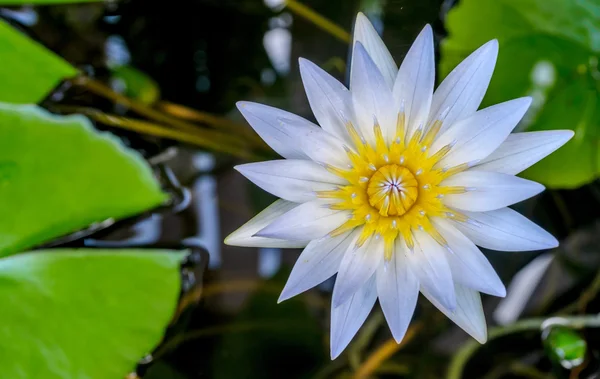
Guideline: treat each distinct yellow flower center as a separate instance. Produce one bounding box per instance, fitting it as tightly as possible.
[318,111,473,260]
[367,165,418,216]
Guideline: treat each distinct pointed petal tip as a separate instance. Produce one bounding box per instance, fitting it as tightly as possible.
[555,129,576,143]
[527,180,546,196]
[478,39,499,57]
[547,129,576,148]
[473,332,488,344]
[355,11,369,23]
[223,234,234,246]
[277,291,290,304]
[390,330,407,344]
[518,96,533,108]
[330,344,343,360]
[223,232,242,247]
[298,56,311,68]
[278,281,302,304]
[497,285,507,298]
[487,39,499,49]
[329,330,351,359]
[422,23,433,35]
[485,282,507,298]
[236,100,249,110]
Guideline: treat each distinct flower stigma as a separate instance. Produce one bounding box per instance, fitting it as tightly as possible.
[318,109,471,260]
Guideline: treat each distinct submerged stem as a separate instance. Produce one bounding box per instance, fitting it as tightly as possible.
[52,105,257,160]
[353,322,422,379]
[157,100,266,146]
[73,76,268,151]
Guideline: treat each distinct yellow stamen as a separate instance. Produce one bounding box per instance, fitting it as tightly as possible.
[395,111,406,146]
[322,115,465,261]
[421,119,443,148]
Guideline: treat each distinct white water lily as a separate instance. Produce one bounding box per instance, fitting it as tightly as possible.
[225,13,574,359]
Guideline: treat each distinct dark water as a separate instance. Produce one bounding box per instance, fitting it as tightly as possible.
[4,0,600,378]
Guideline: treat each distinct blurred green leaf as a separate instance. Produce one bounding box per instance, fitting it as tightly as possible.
[111,65,161,105]
[0,19,78,103]
[441,0,600,188]
[441,0,600,69]
[0,103,168,257]
[543,325,587,369]
[0,248,185,379]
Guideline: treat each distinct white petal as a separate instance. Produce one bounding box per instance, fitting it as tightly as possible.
[330,274,377,359]
[429,40,498,135]
[279,231,355,302]
[422,283,487,343]
[376,243,419,342]
[224,199,308,248]
[235,159,345,203]
[299,58,355,144]
[441,171,544,211]
[278,116,350,168]
[352,12,397,89]
[432,97,532,167]
[351,42,397,143]
[432,218,505,297]
[454,207,558,251]
[393,24,435,138]
[408,230,456,311]
[332,232,384,308]
[474,130,575,175]
[255,200,349,241]
[236,101,313,159]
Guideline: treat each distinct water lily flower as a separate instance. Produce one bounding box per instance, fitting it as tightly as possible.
[225,13,573,359]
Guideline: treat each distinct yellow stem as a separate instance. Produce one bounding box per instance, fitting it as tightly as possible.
[157,100,268,147]
[285,0,351,43]
[53,105,257,160]
[353,323,422,379]
[73,76,264,151]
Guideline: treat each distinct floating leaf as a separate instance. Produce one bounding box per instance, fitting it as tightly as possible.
[522,79,600,188]
[543,325,587,369]
[0,103,168,257]
[111,65,161,105]
[0,19,78,103]
[0,248,186,379]
[441,0,600,188]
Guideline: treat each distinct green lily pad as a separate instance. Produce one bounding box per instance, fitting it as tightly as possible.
[0,248,186,379]
[441,0,600,188]
[0,103,168,257]
[522,79,600,188]
[0,19,78,104]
